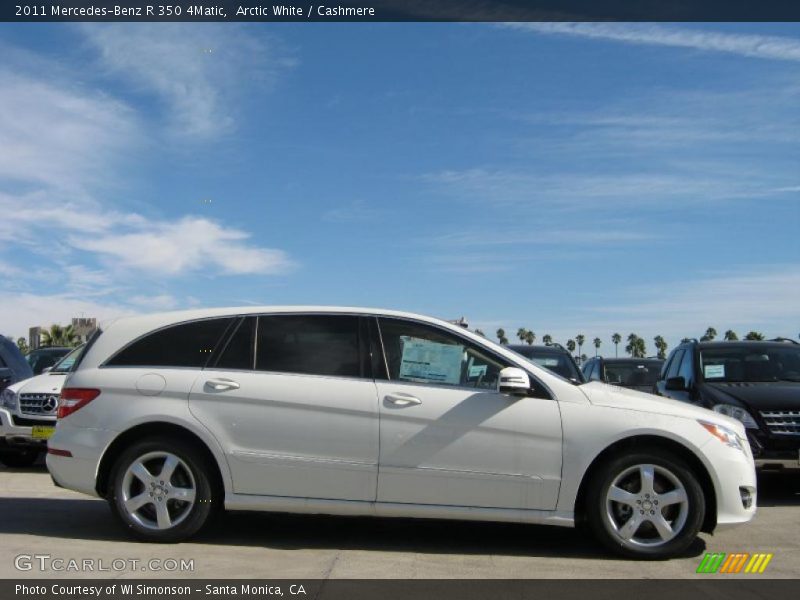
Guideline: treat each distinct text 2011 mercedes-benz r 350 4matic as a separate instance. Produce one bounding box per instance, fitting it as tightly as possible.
[47,307,756,558]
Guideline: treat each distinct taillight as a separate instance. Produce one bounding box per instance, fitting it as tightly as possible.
[58,388,101,419]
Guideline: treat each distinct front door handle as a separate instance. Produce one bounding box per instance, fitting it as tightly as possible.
[205,378,240,392]
[385,393,422,407]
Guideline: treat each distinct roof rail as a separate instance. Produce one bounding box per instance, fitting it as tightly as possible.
[769,337,799,344]
[680,338,699,344]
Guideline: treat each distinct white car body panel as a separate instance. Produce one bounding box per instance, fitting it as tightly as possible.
[47,306,756,534]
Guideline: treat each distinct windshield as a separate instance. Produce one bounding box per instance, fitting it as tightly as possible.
[50,345,86,374]
[605,362,662,387]
[511,347,583,382]
[700,345,800,383]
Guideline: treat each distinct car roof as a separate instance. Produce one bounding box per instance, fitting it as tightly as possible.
[692,341,798,349]
[601,357,663,363]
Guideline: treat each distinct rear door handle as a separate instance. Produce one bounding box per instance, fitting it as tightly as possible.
[205,378,240,392]
[385,393,422,407]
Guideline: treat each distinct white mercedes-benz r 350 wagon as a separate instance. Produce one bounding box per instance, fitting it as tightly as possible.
[47,307,756,558]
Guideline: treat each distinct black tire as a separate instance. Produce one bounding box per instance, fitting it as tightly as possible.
[0,449,40,468]
[107,437,218,542]
[585,450,705,559]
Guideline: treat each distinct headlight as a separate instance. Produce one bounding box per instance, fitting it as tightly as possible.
[0,388,17,410]
[712,403,759,429]
[699,420,747,453]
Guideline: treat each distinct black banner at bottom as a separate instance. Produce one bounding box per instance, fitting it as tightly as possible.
[3,580,796,600]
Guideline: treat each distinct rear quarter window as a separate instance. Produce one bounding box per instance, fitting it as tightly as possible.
[106,318,234,368]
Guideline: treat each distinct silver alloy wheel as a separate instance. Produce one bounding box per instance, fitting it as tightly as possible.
[605,463,689,548]
[120,451,197,530]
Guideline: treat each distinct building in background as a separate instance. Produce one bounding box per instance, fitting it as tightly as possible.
[28,317,97,349]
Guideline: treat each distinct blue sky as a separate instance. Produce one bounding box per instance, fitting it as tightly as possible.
[1,22,799,354]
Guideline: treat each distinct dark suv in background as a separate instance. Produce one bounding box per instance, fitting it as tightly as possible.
[508,344,585,383]
[655,338,800,469]
[582,357,664,393]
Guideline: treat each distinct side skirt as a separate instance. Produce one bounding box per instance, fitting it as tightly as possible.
[225,493,575,527]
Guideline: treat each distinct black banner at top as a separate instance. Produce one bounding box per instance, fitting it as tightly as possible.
[5,0,800,22]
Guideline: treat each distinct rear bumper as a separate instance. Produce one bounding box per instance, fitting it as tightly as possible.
[45,423,116,498]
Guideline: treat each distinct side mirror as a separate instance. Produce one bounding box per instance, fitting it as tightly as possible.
[665,376,687,391]
[498,367,530,395]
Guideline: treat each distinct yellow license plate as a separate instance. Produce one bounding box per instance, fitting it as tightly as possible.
[31,426,55,440]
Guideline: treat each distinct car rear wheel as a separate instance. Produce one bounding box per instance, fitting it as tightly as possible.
[0,449,40,468]
[586,451,705,559]
[108,437,217,542]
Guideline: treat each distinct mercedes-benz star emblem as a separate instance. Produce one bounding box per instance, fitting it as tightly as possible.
[43,396,59,413]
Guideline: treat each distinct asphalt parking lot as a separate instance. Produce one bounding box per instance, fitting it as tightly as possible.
[1,463,798,579]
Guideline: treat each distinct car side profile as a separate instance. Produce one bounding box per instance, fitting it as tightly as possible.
[47,307,756,558]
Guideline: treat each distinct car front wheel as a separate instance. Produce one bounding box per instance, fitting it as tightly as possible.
[586,451,705,559]
[108,437,217,542]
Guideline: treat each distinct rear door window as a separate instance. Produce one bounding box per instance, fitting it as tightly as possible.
[214,317,256,370]
[107,318,234,368]
[255,314,364,378]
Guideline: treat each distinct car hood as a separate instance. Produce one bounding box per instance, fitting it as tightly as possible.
[704,381,800,411]
[582,381,741,430]
[7,371,68,395]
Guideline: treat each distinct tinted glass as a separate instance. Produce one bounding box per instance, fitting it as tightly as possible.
[256,315,362,378]
[108,318,234,368]
[512,346,582,381]
[666,350,684,379]
[604,361,663,386]
[699,345,800,383]
[379,318,504,390]
[677,351,694,383]
[215,317,255,370]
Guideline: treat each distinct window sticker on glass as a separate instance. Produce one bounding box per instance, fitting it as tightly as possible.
[533,358,559,367]
[398,336,463,385]
[468,364,488,378]
[704,364,725,379]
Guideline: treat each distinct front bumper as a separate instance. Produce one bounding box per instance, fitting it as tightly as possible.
[747,429,800,469]
[700,438,758,529]
[0,407,54,449]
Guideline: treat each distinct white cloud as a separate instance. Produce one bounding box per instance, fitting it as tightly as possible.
[70,216,294,276]
[80,24,295,137]
[505,23,800,63]
[0,70,138,192]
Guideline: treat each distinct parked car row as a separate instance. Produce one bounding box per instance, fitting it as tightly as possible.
[42,306,756,560]
[0,342,84,467]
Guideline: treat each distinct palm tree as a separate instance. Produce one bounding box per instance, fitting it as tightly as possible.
[517,328,528,342]
[593,337,601,357]
[700,327,717,342]
[524,330,536,345]
[542,334,553,345]
[611,333,621,358]
[39,324,79,347]
[16,337,29,354]
[575,334,585,360]
[496,328,509,345]
[625,333,646,358]
[474,329,485,338]
[653,335,668,359]
[724,330,738,341]
[744,331,765,341]
[566,339,576,357]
